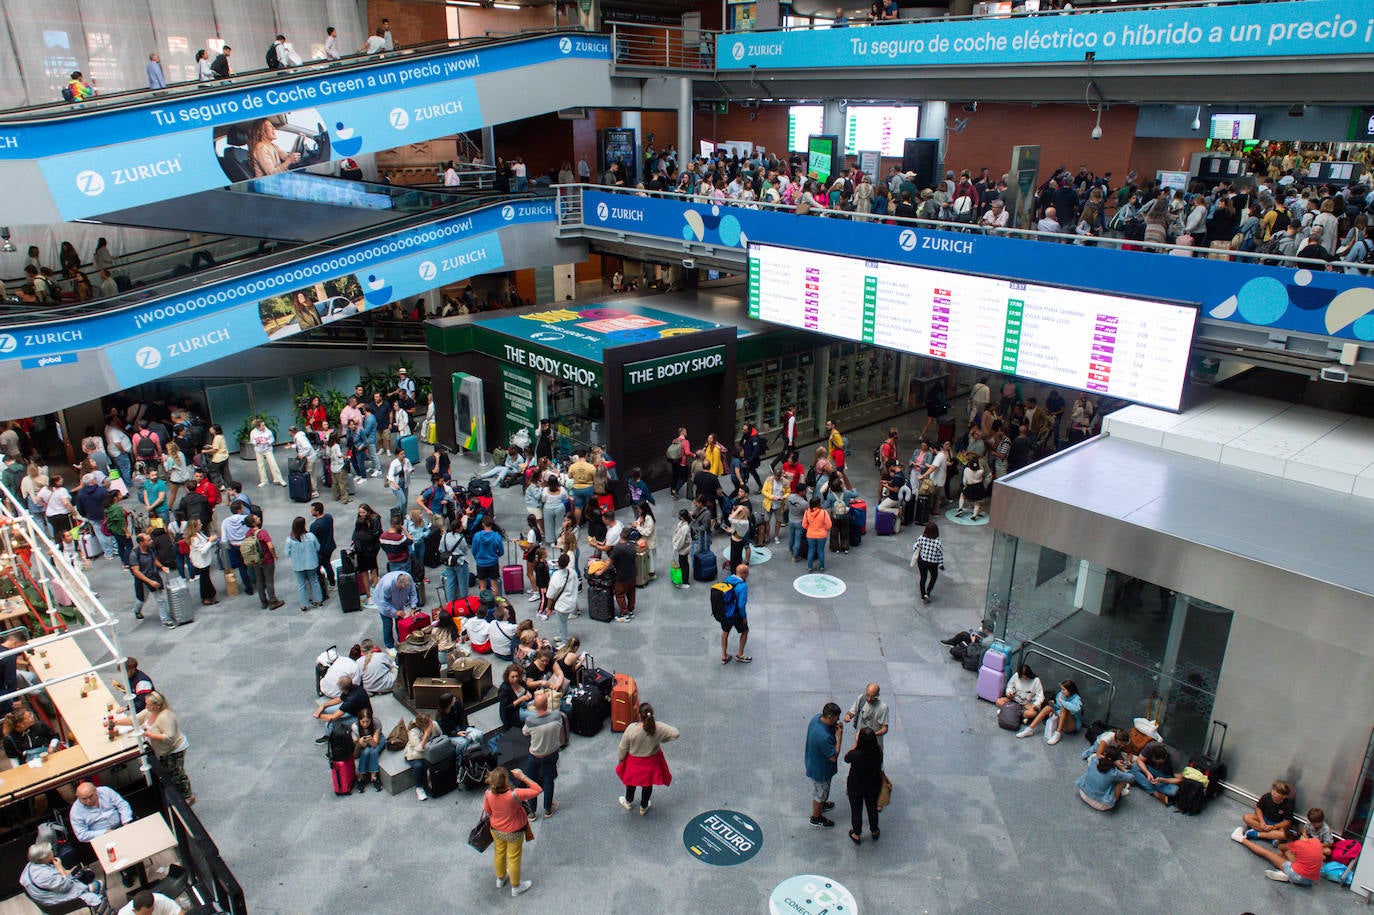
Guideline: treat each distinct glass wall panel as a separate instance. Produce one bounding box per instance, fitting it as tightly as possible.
[148,0,218,84]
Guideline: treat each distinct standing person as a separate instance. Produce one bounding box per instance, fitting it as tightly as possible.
[616,702,680,814]
[521,693,563,819]
[359,28,387,54]
[184,519,219,606]
[912,522,944,603]
[145,52,166,89]
[634,503,657,578]
[546,553,577,646]
[203,424,234,491]
[250,419,286,488]
[352,504,383,603]
[324,26,340,60]
[802,497,832,573]
[782,404,798,453]
[718,563,750,664]
[670,509,692,590]
[288,426,320,498]
[195,49,212,81]
[844,726,884,844]
[210,46,231,79]
[437,517,472,603]
[138,691,194,805]
[608,537,638,623]
[372,570,417,654]
[806,702,843,828]
[956,457,987,521]
[127,532,174,629]
[826,420,846,471]
[668,427,691,499]
[245,515,284,610]
[386,446,411,516]
[483,767,540,897]
[540,476,566,543]
[761,466,787,544]
[284,517,323,613]
[471,518,504,594]
[785,483,809,562]
[309,502,337,595]
[381,18,394,50]
[843,684,890,746]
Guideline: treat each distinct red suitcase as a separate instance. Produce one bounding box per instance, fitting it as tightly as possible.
[396,611,432,643]
[610,672,638,733]
[595,493,616,515]
[331,758,355,795]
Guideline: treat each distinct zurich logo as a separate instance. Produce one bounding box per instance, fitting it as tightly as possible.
[76,169,105,196]
[418,261,437,282]
[134,346,161,369]
[898,229,917,251]
[558,37,572,54]
[731,42,745,61]
[530,330,565,343]
[0,334,15,354]
[501,205,515,221]
[595,202,609,221]
[389,108,409,130]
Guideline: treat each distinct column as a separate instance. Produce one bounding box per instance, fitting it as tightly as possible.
[481,127,495,167]
[621,111,642,185]
[676,77,692,163]
[822,100,846,164]
[919,100,948,177]
[1155,592,1190,706]
[1073,560,1109,616]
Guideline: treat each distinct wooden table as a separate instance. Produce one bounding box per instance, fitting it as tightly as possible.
[0,745,90,797]
[0,594,31,629]
[89,813,177,875]
[30,635,138,759]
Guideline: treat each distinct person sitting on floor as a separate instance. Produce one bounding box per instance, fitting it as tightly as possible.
[356,639,397,694]
[1017,679,1081,745]
[1232,821,1323,886]
[1075,745,1133,811]
[997,664,1044,727]
[1082,727,1132,762]
[1130,741,1183,804]
[1301,806,1333,849]
[1240,779,1296,842]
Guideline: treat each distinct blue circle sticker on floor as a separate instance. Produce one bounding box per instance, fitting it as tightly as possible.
[768,876,858,915]
[944,506,989,526]
[722,545,772,566]
[682,809,763,866]
[793,573,847,599]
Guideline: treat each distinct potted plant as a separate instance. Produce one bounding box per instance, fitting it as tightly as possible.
[235,413,279,461]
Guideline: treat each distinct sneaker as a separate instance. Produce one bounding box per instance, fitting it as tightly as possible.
[545,802,559,818]
[1121,785,1131,796]
[1244,829,1259,841]
[822,801,835,811]
[299,607,309,613]
[809,816,835,828]
[1046,732,1062,746]
[496,877,508,889]
[955,508,967,516]
[162,621,176,630]
[258,482,268,488]
[618,797,633,811]
[373,778,382,792]
[353,476,364,485]
[415,787,428,801]
[385,648,397,658]
[735,654,753,663]
[134,610,144,620]
[511,880,533,897]
[527,592,541,602]
[638,802,651,815]
[1264,869,1290,883]
[269,600,285,610]
[314,735,329,744]
[1230,827,1246,844]
[1015,726,1034,739]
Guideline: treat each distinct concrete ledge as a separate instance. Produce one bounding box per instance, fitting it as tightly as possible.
[373,691,505,796]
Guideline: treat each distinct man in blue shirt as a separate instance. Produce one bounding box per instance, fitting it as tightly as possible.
[360,411,380,478]
[470,517,505,594]
[805,702,842,828]
[70,781,133,841]
[719,564,751,664]
[372,570,417,653]
[145,52,166,89]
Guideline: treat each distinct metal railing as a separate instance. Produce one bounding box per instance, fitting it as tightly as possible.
[609,22,715,71]
[554,182,1367,275]
[1021,640,1118,719]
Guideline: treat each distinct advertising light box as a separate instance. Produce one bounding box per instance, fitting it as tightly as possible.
[747,242,1197,411]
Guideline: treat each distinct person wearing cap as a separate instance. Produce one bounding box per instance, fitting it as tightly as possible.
[390,369,416,409]
[899,171,917,201]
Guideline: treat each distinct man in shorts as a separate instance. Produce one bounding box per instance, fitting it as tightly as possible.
[719,563,750,663]
[805,701,842,828]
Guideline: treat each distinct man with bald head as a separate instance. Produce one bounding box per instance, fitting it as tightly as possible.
[844,683,890,746]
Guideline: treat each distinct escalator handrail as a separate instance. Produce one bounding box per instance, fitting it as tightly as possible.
[0,192,531,329]
[0,26,593,123]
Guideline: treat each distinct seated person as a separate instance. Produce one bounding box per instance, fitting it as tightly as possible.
[118,889,187,915]
[480,446,526,485]
[1241,780,1295,842]
[436,692,471,748]
[1082,727,1132,762]
[3,705,60,765]
[997,664,1044,725]
[351,708,384,793]
[489,606,519,661]
[1302,807,1333,849]
[356,639,396,694]
[404,712,441,801]
[1130,741,1183,803]
[524,646,568,696]
[112,657,156,713]
[497,663,535,729]
[312,674,371,742]
[939,622,991,649]
[554,638,584,683]
[70,781,133,841]
[465,614,492,653]
[430,608,463,666]
[1017,679,1081,745]
[21,841,108,911]
[1075,746,1132,811]
[1232,821,1322,886]
[514,629,539,668]
[317,645,361,699]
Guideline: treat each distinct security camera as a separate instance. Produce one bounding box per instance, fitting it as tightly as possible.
[682,257,695,270]
[1091,125,1102,140]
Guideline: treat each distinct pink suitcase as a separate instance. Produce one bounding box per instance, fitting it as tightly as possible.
[501,565,524,595]
[331,758,355,795]
[976,645,1009,704]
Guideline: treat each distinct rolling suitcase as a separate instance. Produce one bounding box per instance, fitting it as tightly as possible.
[901,496,917,528]
[635,550,652,587]
[976,642,1010,703]
[396,611,432,644]
[340,549,357,574]
[848,498,868,533]
[610,673,638,733]
[569,686,608,736]
[337,571,362,612]
[1190,720,1229,798]
[166,576,194,625]
[501,541,524,595]
[875,510,898,536]
[288,471,311,503]
[424,756,457,798]
[588,584,615,623]
[849,520,863,548]
[410,554,426,607]
[331,758,356,796]
[914,494,931,525]
[81,524,104,559]
[937,421,955,444]
[692,547,717,582]
[399,434,420,465]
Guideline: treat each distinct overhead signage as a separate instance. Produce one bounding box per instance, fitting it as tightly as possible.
[623,345,727,392]
[682,809,763,866]
[475,303,721,364]
[581,189,1374,343]
[718,0,1374,69]
[749,241,1197,411]
[473,331,604,392]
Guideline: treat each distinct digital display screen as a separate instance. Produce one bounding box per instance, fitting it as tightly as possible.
[1210,113,1257,140]
[788,105,824,152]
[845,106,920,158]
[747,243,1197,411]
[807,135,837,185]
[1157,170,1189,192]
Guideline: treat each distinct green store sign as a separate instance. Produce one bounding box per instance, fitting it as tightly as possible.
[474,329,603,392]
[623,345,727,392]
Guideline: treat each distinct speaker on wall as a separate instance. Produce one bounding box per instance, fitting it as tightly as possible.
[901,138,940,190]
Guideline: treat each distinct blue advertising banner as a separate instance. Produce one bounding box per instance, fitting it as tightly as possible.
[0,198,554,364]
[717,0,1374,69]
[0,34,610,159]
[582,189,1374,343]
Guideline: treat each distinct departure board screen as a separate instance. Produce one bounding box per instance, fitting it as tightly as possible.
[747,242,1197,411]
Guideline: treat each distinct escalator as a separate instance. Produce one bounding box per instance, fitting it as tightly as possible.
[0,194,582,417]
[0,30,620,224]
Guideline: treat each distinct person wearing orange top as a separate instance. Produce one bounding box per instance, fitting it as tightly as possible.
[802,497,833,572]
[483,767,541,897]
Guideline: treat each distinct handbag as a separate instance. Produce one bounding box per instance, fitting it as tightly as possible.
[876,773,893,810]
[386,720,408,751]
[468,811,493,852]
[997,702,1024,730]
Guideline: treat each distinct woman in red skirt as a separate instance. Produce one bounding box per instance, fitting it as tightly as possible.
[616,702,680,815]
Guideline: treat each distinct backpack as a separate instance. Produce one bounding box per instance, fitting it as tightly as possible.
[326,720,355,762]
[1172,778,1207,815]
[266,44,281,70]
[961,643,986,672]
[133,432,158,459]
[61,85,75,102]
[997,702,1023,730]
[239,533,263,566]
[709,580,736,623]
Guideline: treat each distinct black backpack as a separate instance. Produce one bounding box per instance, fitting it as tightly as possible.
[961,644,987,672]
[133,432,158,459]
[326,720,355,762]
[265,44,281,70]
[1172,779,1207,815]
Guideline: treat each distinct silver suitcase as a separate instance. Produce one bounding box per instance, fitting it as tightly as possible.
[167,576,195,625]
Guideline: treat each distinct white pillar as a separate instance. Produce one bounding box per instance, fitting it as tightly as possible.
[822,100,846,163]
[920,100,949,174]
[676,77,692,161]
[1073,560,1109,616]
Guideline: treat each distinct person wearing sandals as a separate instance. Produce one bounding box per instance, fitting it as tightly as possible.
[844,726,884,844]
[719,563,751,665]
[616,702,679,815]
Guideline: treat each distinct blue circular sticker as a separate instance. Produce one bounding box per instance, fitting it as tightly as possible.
[768,876,858,915]
[793,573,847,599]
[682,809,763,866]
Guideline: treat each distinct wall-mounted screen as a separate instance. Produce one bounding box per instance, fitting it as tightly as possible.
[747,242,1197,411]
[807,135,837,185]
[1209,113,1257,140]
[788,105,824,152]
[845,106,921,158]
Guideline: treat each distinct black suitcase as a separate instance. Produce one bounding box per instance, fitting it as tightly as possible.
[338,571,362,613]
[424,527,442,568]
[849,520,863,547]
[410,554,426,606]
[569,686,608,736]
[588,585,615,623]
[288,456,308,475]
[1189,720,1228,799]
[582,666,614,698]
[914,495,931,525]
[340,549,357,574]
[288,471,311,503]
[902,495,916,527]
[424,756,458,798]
[458,744,496,790]
[495,728,531,769]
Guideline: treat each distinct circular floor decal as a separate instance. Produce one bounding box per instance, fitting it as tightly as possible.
[721,545,772,566]
[944,506,989,526]
[682,809,763,866]
[769,876,858,915]
[793,573,847,599]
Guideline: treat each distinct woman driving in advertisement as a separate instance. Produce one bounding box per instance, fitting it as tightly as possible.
[249,117,299,177]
